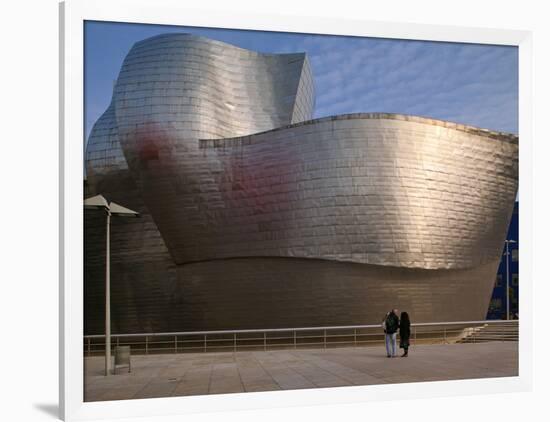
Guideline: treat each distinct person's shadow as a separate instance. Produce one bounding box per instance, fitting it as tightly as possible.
[33,403,58,419]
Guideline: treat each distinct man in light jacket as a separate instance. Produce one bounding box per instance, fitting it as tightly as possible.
[382,309,400,357]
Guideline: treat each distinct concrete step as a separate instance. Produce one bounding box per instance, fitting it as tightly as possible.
[457,322,518,343]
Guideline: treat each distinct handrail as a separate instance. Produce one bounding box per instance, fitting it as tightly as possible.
[84,319,518,339]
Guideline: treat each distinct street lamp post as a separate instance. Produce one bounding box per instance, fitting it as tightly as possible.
[503,239,517,320]
[84,195,139,376]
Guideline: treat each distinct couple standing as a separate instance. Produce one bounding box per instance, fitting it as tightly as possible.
[382,309,411,357]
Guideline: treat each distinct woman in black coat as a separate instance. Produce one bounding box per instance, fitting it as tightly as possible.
[399,312,411,357]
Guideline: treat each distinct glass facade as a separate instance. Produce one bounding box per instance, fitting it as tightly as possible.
[487,202,519,319]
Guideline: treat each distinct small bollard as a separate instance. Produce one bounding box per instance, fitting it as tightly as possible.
[114,345,131,374]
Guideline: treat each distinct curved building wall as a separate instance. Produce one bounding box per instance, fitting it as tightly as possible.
[84,33,518,334]
[85,101,178,334]
[114,33,314,139]
[174,258,500,330]
[120,112,518,270]
[110,33,315,262]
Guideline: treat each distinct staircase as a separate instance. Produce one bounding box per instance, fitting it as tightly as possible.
[458,321,518,343]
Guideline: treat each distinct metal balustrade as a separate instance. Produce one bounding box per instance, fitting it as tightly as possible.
[84,320,518,357]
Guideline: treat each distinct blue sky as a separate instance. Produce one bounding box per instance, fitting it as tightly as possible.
[85,20,518,142]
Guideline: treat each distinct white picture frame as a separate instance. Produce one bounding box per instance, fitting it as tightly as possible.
[60,0,533,420]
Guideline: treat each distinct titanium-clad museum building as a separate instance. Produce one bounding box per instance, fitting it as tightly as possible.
[84,34,518,335]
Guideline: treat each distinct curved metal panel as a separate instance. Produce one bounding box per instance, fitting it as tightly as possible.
[85,101,127,181]
[173,257,500,330]
[121,112,518,270]
[109,34,315,262]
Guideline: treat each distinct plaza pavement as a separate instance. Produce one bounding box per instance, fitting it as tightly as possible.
[84,341,518,402]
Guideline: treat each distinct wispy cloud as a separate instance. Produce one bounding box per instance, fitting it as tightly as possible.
[292,36,518,133]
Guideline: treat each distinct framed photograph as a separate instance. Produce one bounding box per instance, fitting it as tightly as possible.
[60,0,532,420]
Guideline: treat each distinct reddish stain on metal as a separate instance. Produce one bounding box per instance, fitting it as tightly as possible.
[227,143,301,218]
[133,123,172,166]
